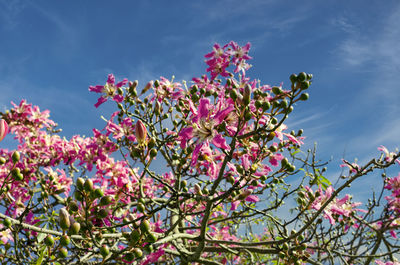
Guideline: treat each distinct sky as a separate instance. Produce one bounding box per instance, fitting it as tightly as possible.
[0,0,399,199]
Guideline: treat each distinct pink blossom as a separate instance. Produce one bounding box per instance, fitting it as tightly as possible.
[89,74,128,108]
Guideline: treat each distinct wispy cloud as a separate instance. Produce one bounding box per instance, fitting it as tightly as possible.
[0,0,29,30]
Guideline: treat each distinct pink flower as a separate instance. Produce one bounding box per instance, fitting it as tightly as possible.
[0,119,8,142]
[89,74,128,108]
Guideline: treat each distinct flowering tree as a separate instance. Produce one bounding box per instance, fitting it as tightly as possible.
[0,41,399,265]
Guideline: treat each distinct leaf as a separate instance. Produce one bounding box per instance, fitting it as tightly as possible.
[35,246,47,265]
[36,224,48,243]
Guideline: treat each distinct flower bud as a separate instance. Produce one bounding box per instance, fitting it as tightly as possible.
[58,247,68,259]
[11,168,23,181]
[76,177,85,191]
[69,222,81,235]
[44,235,55,247]
[135,120,147,146]
[59,208,71,230]
[60,235,71,246]
[99,195,113,206]
[100,245,110,258]
[271,86,282,95]
[84,179,94,192]
[297,72,307,82]
[133,248,143,258]
[0,119,8,142]
[299,93,309,101]
[289,73,297,84]
[0,157,6,165]
[11,151,20,164]
[140,219,151,233]
[243,84,251,106]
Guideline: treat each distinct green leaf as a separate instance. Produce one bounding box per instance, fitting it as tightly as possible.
[37,224,48,243]
[35,246,47,265]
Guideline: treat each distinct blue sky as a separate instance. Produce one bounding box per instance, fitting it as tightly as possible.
[1,0,399,196]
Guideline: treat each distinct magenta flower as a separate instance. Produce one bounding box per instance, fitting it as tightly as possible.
[0,119,8,142]
[89,74,128,108]
[178,98,233,166]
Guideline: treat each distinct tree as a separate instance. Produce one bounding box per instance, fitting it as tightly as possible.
[0,41,399,265]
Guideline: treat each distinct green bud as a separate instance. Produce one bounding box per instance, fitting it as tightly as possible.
[11,151,20,164]
[133,248,143,258]
[230,89,238,101]
[148,138,156,149]
[70,222,81,235]
[100,245,110,258]
[154,79,160,88]
[44,235,55,247]
[307,73,313,80]
[279,251,286,259]
[281,158,289,167]
[76,177,85,191]
[289,73,297,84]
[137,203,145,213]
[270,117,278,125]
[149,148,158,158]
[280,99,288,109]
[297,72,307,82]
[282,242,289,251]
[255,100,262,109]
[60,235,71,246]
[262,101,271,111]
[145,232,158,243]
[58,247,68,259]
[271,86,282,95]
[299,93,309,101]
[140,220,151,233]
[99,195,113,206]
[0,157,6,165]
[11,168,23,181]
[84,179,94,192]
[130,230,141,244]
[3,218,12,228]
[300,81,310,90]
[190,85,198,94]
[93,188,104,199]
